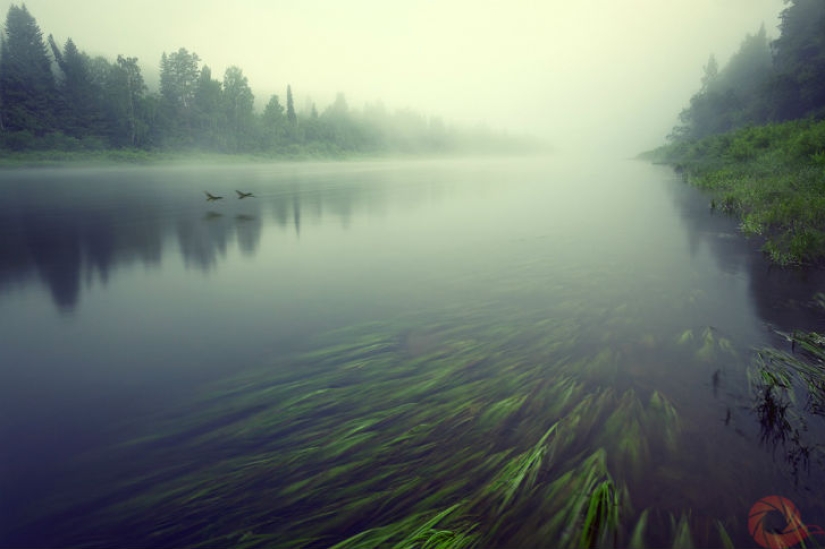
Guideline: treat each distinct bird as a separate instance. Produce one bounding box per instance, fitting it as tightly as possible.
[236,190,255,199]
[205,191,224,202]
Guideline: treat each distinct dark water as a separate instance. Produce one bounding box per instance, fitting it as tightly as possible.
[1,156,823,547]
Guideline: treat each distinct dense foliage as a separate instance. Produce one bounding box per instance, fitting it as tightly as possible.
[645,119,825,265]
[651,0,825,266]
[671,0,825,141]
[0,4,536,157]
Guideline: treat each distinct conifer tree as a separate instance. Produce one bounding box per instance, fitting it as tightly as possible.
[286,84,297,126]
[0,4,57,134]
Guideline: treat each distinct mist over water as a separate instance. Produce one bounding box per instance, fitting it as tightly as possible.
[2,0,825,544]
[0,0,787,155]
[1,157,823,547]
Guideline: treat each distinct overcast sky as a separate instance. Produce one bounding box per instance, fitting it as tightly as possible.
[1,0,786,155]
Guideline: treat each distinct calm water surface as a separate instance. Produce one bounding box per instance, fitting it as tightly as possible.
[1,156,823,547]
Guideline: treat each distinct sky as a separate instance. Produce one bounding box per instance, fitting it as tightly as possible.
[1,0,787,155]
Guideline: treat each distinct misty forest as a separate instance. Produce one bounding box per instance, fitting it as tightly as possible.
[651,0,825,265]
[0,5,530,158]
[2,2,825,549]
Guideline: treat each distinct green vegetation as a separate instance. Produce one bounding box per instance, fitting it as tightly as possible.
[643,119,825,265]
[669,0,825,141]
[645,0,825,266]
[0,5,540,160]
[0,148,269,167]
[637,1,825,526]
[747,317,825,481]
[22,304,774,549]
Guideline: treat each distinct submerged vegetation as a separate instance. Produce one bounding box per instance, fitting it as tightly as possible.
[13,297,824,549]
[749,321,825,482]
[639,1,825,507]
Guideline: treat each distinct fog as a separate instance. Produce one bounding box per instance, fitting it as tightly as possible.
[0,0,785,155]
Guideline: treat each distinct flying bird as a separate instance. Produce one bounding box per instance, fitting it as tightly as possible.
[236,190,256,199]
[205,192,224,202]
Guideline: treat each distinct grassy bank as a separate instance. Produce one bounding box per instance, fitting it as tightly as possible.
[0,148,172,167]
[641,119,825,266]
[0,146,546,169]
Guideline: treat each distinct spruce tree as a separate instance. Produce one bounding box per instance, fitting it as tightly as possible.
[286,84,297,126]
[49,36,104,138]
[0,4,57,134]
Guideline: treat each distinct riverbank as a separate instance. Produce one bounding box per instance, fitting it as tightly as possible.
[641,119,825,266]
[643,122,825,450]
[0,147,386,168]
[0,146,550,170]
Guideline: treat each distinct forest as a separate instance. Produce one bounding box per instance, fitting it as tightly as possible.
[648,0,825,265]
[0,4,536,158]
[669,0,825,141]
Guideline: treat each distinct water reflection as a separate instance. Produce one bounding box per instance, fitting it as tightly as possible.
[2,158,825,548]
[665,173,825,498]
[2,160,822,332]
[667,175,825,335]
[0,191,163,312]
[0,162,453,312]
[236,214,262,255]
[293,195,301,237]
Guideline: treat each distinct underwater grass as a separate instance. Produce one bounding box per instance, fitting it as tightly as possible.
[747,327,825,482]
[327,504,480,549]
[17,310,813,549]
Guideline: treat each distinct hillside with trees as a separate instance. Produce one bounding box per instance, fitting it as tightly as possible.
[669,0,825,141]
[647,0,825,266]
[0,4,538,159]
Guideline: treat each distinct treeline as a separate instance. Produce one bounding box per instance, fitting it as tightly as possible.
[670,0,825,142]
[646,0,825,265]
[0,4,537,157]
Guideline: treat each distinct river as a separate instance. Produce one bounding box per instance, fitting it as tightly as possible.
[1,156,823,548]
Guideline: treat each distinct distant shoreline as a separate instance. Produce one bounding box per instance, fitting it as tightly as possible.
[0,147,552,169]
[0,148,386,168]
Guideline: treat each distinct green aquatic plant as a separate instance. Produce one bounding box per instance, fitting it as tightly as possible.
[683,326,738,364]
[513,448,625,548]
[647,390,682,455]
[578,479,623,549]
[676,329,694,346]
[627,509,740,549]
[328,504,480,549]
[716,521,736,549]
[670,513,694,549]
[628,509,650,549]
[491,422,558,512]
[598,389,650,481]
[695,327,716,362]
[20,311,783,549]
[545,389,617,464]
[747,333,825,484]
